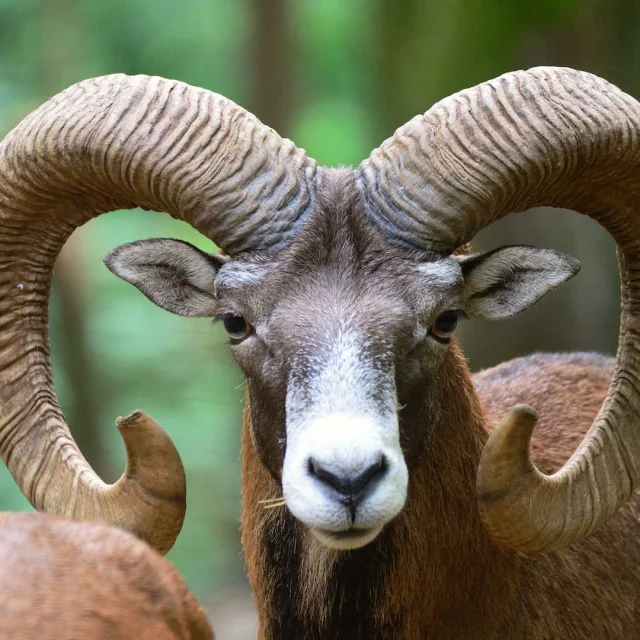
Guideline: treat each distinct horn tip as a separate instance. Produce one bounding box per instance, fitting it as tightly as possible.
[116,410,145,428]
[510,404,538,423]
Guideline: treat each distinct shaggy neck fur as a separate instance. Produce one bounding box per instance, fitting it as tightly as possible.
[241,346,505,639]
[240,350,640,639]
[236,170,640,639]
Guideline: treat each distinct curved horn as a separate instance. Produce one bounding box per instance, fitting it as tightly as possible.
[358,67,640,553]
[0,74,316,553]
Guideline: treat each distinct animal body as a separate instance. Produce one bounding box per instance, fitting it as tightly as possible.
[0,67,639,638]
[0,412,212,639]
[0,512,213,640]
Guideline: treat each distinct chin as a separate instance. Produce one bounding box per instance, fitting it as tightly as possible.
[309,525,383,550]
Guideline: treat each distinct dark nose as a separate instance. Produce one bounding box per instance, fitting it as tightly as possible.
[308,455,388,521]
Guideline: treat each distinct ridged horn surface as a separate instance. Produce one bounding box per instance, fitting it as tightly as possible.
[0,74,316,553]
[359,67,640,552]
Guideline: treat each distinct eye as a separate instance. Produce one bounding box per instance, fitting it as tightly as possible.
[221,314,252,343]
[429,310,461,343]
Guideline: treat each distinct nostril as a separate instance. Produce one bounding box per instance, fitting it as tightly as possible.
[351,455,388,496]
[307,454,389,500]
[308,458,350,495]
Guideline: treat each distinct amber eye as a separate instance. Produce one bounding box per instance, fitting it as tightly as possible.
[222,314,252,342]
[430,310,461,343]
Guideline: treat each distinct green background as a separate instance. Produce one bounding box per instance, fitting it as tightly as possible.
[0,0,633,632]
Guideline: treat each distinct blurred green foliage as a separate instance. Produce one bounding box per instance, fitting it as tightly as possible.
[0,0,634,607]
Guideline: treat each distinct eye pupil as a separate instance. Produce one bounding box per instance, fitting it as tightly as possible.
[435,312,458,333]
[430,310,460,342]
[222,314,251,341]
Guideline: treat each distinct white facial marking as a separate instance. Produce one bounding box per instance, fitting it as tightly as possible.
[214,262,266,292]
[418,259,463,288]
[282,323,408,550]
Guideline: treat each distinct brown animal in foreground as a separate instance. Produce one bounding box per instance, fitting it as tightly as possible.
[1,67,640,638]
[0,512,213,639]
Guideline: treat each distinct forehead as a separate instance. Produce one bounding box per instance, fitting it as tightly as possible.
[220,169,462,322]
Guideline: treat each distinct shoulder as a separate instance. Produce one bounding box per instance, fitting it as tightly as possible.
[473,352,613,389]
[0,512,213,640]
[473,352,613,472]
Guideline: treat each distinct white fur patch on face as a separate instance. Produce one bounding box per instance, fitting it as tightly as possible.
[214,262,267,292]
[418,259,463,288]
[282,326,408,550]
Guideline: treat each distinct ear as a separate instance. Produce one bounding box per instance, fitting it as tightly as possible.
[104,239,228,317]
[456,245,580,321]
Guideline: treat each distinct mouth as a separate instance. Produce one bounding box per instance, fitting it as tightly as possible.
[310,525,382,550]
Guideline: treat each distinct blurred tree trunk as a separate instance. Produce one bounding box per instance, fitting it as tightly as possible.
[248,0,293,135]
[37,0,111,478]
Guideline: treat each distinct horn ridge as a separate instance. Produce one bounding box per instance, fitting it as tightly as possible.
[358,66,640,552]
[0,73,316,553]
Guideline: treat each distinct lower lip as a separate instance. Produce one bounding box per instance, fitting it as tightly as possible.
[312,526,380,549]
[322,528,372,540]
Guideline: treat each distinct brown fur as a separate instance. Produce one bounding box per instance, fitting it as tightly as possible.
[0,512,213,640]
[242,350,639,639]
[232,173,639,639]
[112,169,639,638]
